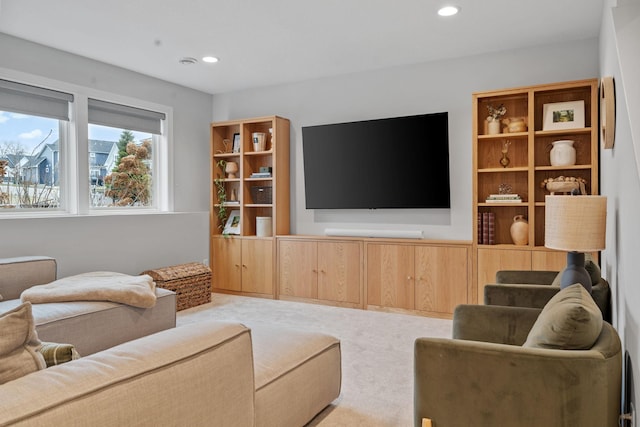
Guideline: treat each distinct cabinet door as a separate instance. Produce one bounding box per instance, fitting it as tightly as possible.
[477,248,531,302]
[278,240,318,299]
[211,237,242,291]
[415,246,468,314]
[531,250,567,271]
[241,239,273,295]
[317,241,361,304]
[366,244,414,309]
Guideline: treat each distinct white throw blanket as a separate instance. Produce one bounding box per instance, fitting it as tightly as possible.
[21,272,157,308]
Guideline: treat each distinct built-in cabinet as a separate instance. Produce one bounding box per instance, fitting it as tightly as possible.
[366,242,470,318]
[277,236,471,318]
[278,237,363,308]
[472,79,599,301]
[210,116,290,297]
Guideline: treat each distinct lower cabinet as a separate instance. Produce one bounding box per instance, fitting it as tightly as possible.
[278,238,362,307]
[476,247,567,302]
[366,243,470,317]
[211,236,273,296]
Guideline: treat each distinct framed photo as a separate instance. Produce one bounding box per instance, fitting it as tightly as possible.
[232,133,241,153]
[542,100,585,131]
[223,209,241,235]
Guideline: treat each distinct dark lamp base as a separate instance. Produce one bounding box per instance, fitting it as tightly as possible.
[559,251,592,293]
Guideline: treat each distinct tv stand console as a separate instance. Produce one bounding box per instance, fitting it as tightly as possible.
[277,235,472,319]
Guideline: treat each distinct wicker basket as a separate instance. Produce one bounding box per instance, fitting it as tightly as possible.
[142,262,211,311]
[250,186,273,204]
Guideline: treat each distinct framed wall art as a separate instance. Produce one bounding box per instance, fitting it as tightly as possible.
[542,100,585,131]
[222,209,241,235]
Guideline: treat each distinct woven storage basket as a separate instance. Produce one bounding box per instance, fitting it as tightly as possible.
[142,262,211,311]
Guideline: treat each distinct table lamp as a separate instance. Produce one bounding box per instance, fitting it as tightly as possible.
[544,195,606,293]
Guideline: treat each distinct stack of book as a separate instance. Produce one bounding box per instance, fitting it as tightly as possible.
[485,194,522,203]
[250,172,272,178]
[478,212,495,245]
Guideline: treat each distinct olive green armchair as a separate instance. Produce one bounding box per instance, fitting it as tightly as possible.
[484,268,611,322]
[414,286,622,427]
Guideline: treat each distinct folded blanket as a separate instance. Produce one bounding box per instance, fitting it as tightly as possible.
[21,272,157,308]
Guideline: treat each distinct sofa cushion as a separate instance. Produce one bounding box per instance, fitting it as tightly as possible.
[0,302,46,384]
[38,342,80,367]
[524,284,603,350]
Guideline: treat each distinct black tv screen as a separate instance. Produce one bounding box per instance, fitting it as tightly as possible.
[302,112,450,209]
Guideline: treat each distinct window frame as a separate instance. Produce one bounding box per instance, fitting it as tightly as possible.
[0,69,174,217]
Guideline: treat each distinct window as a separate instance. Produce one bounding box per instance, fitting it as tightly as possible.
[0,79,71,210]
[0,77,171,215]
[87,99,165,209]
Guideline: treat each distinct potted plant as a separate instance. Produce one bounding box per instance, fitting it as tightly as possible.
[486,104,506,135]
[214,159,228,231]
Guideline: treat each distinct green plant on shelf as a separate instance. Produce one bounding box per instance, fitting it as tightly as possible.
[214,159,228,232]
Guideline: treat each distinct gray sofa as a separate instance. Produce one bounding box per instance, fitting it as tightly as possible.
[0,318,342,426]
[0,256,176,356]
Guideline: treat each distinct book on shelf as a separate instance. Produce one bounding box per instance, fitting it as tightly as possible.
[479,212,495,245]
[486,194,522,203]
[223,201,240,206]
[250,172,272,178]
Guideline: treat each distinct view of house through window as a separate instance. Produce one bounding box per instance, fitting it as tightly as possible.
[0,111,64,209]
[88,124,154,208]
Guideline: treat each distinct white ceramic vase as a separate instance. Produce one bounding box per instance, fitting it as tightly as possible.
[510,215,529,245]
[487,119,501,135]
[550,140,576,166]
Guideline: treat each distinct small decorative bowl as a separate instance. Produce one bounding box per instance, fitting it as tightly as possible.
[546,181,582,194]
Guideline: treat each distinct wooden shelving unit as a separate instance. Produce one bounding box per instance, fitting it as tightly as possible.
[472,79,599,302]
[210,116,290,298]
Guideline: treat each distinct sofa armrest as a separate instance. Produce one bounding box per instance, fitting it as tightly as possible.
[414,335,622,427]
[0,256,57,300]
[453,304,541,345]
[0,320,255,426]
[495,270,558,284]
[484,283,560,309]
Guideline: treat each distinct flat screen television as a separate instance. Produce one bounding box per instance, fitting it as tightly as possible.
[302,112,450,209]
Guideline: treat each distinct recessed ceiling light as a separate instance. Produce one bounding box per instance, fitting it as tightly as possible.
[438,5,460,16]
[202,56,219,63]
[179,57,198,65]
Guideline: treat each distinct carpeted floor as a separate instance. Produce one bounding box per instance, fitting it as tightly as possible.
[177,293,452,426]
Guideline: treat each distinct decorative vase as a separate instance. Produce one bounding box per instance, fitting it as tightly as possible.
[510,215,529,245]
[252,132,267,151]
[487,119,501,135]
[225,161,239,179]
[550,140,576,166]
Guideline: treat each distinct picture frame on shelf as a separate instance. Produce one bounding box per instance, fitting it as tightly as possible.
[232,133,241,153]
[542,100,585,130]
[223,209,241,235]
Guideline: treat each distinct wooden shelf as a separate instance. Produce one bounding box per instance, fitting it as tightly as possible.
[472,79,599,302]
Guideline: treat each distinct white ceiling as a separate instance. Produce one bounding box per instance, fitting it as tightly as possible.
[0,0,604,95]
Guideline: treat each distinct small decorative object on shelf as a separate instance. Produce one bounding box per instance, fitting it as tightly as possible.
[223,209,241,235]
[486,104,506,135]
[542,100,585,130]
[498,183,512,194]
[252,132,267,151]
[232,133,241,153]
[505,117,527,133]
[541,176,587,195]
[510,215,529,245]
[225,161,239,178]
[500,140,511,168]
[549,140,576,166]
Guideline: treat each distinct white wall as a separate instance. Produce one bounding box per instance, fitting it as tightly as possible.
[600,0,640,418]
[0,33,212,275]
[212,38,599,239]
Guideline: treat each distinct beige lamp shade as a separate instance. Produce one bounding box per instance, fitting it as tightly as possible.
[544,195,607,252]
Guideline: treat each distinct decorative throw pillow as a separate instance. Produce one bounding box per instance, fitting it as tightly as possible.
[0,302,46,384]
[523,283,603,350]
[38,342,80,367]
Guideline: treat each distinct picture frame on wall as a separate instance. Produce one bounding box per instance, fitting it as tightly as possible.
[223,209,241,235]
[232,133,241,153]
[542,100,585,130]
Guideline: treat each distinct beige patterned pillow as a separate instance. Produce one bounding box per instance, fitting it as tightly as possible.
[38,342,80,367]
[524,284,603,350]
[0,302,46,384]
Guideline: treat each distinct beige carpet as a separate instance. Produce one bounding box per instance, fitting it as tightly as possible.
[177,294,452,426]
